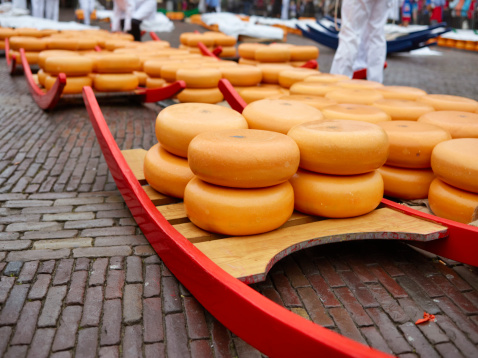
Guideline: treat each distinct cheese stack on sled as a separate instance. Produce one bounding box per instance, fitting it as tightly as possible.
[179,32,238,58]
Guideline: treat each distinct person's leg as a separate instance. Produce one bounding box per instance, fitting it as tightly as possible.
[130,19,142,41]
[45,0,59,21]
[31,0,45,18]
[364,0,388,83]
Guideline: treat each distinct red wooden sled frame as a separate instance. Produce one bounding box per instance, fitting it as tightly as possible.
[4,38,18,75]
[83,81,477,357]
[19,48,186,110]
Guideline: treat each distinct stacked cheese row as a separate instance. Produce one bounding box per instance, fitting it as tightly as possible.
[238,43,319,68]
[0,27,58,54]
[179,32,237,58]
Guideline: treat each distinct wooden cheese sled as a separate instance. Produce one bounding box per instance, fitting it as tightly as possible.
[18,48,186,110]
[4,38,18,75]
[83,85,478,357]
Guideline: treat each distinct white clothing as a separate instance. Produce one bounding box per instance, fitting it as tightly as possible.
[12,0,27,9]
[32,0,59,21]
[79,0,95,25]
[281,0,290,19]
[330,0,389,83]
[112,0,156,32]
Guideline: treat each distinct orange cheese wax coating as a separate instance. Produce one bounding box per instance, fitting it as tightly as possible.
[419,94,478,113]
[257,64,294,84]
[44,75,92,94]
[418,111,478,138]
[377,121,451,168]
[145,77,166,88]
[188,129,300,188]
[155,103,248,158]
[304,73,350,84]
[377,165,435,200]
[220,65,262,86]
[431,138,478,194]
[335,79,384,90]
[143,144,194,198]
[176,88,224,104]
[373,99,435,121]
[289,46,319,61]
[239,86,286,104]
[44,56,94,76]
[238,43,267,59]
[288,120,389,175]
[176,68,222,88]
[290,169,383,218]
[93,74,139,92]
[289,81,340,97]
[184,177,294,236]
[278,68,320,89]
[428,178,478,224]
[325,88,384,105]
[95,54,141,73]
[377,86,427,100]
[242,99,323,134]
[133,71,148,86]
[322,104,391,123]
[269,94,337,110]
[37,50,79,69]
[254,46,291,62]
[37,69,47,86]
[9,36,47,51]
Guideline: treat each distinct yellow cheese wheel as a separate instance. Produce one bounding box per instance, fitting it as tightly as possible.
[37,69,47,86]
[143,144,194,198]
[242,99,323,134]
[200,61,238,69]
[179,32,194,45]
[176,88,224,104]
[325,88,384,105]
[133,71,148,86]
[419,94,478,113]
[0,40,4,50]
[289,45,319,61]
[46,37,79,50]
[188,129,300,188]
[255,46,291,62]
[184,177,294,236]
[377,121,451,168]
[417,111,478,138]
[322,104,391,123]
[269,94,337,110]
[145,77,166,89]
[204,32,237,46]
[290,169,383,218]
[335,79,384,90]
[378,165,435,200]
[304,73,350,84]
[9,36,46,51]
[278,68,320,88]
[95,54,141,73]
[239,86,286,103]
[44,75,92,94]
[238,43,267,59]
[44,56,93,76]
[428,178,478,224]
[186,34,215,47]
[77,38,98,50]
[218,46,238,58]
[431,138,478,193]
[288,119,389,175]
[0,28,16,40]
[12,28,44,37]
[37,50,79,69]
[176,68,222,88]
[19,51,40,65]
[257,63,294,84]
[289,81,339,96]
[142,59,176,77]
[93,74,139,92]
[373,99,435,121]
[238,57,259,66]
[155,103,248,157]
[161,63,197,82]
[377,86,427,100]
[220,65,262,86]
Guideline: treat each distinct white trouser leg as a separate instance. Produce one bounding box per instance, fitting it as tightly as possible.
[364,0,389,82]
[31,0,45,18]
[45,0,59,21]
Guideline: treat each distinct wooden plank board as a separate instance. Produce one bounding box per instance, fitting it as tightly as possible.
[156,203,190,225]
[122,149,147,184]
[142,185,178,206]
[194,208,448,283]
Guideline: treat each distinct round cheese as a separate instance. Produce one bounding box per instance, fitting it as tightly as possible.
[304,73,350,84]
[220,65,262,86]
[257,63,294,84]
[335,79,384,90]
[378,165,435,200]
[325,88,384,105]
[322,103,391,123]
[93,74,139,92]
[9,36,46,51]
[238,43,266,59]
[44,56,93,76]
[290,81,340,96]
[278,68,320,88]
[95,54,141,73]
[176,88,224,104]
[44,75,92,94]
[419,94,478,113]
[269,94,337,110]
[377,86,427,100]
[37,50,79,69]
[289,45,319,61]
[417,111,478,138]
[239,86,285,103]
[145,77,166,88]
[176,68,222,88]
[373,99,435,121]
[255,46,291,62]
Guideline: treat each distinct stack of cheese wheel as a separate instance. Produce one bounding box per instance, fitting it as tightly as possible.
[0,27,16,50]
[43,54,94,94]
[184,128,299,235]
[418,94,478,113]
[238,43,319,68]
[179,32,238,57]
[418,111,478,138]
[176,66,224,103]
[8,36,47,65]
[377,121,451,200]
[267,94,338,110]
[377,85,427,100]
[288,120,388,218]
[93,54,140,92]
[144,103,248,198]
[202,31,237,58]
[322,103,391,123]
[429,138,478,223]
[36,50,81,88]
[372,99,435,121]
[287,74,349,98]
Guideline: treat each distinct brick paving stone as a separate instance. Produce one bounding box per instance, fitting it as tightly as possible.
[96,209,131,219]
[0,240,32,250]
[165,313,190,358]
[10,300,41,344]
[89,258,108,286]
[291,307,310,320]
[17,260,38,283]
[345,256,378,284]
[360,326,394,355]
[75,257,90,271]
[33,238,93,250]
[144,264,160,298]
[100,299,122,346]
[28,274,51,300]
[341,271,379,308]
[119,218,136,226]
[0,252,5,261]
[76,327,99,358]
[4,345,28,358]
[316,257,345,287]
[454,265,478,291]
[75,203,124,212]
[308,274,341,308]
[95,235,147,247]
[22,206,74,215]
[399,322,440,358]
[0,194,28,201]
[52,305,83,351]
[368,284,409,324]
[297,287,334,327]
[210,319,232,358]
[367,307,412,355]
[43,212,95,222]
[271,272,301,307]
[99,346,119,358]
[465,291,478,309]
[27,328,55,358]
[126,256,143,283]
[163,276,182,314]
[184,296,208,339]
[329,307,367,345]
[81,227,135,237]
[429,274,478,314]
[396,276,441,315]
[7,249,70,262]
[435,342,465,358]
[0,276,15,303]
[145,343,165,358]
[66,271,88,306]
[0,284,29,325]
[134,245,155,256]
[368,265,408,299]
[38,285,67,327]
[109,257,123,270]
[399,263,444,298]
[53,258,74,286]
[3,261,22,276]
[282,256,309,288]
[144,297,164,343]
[435,315,478,357]
[0,262,5,273]
[81,286,104,327]
[0,326,12,357]
[433,263,472,292]
[64,219,114,230]
[6,221,62,232]
[50,352,72,358]
[234,337,262,358]
[0,214,41,224]
[261,287,285,307]
[144,255,161,265]
[105,270,125,299]
[4,200,53,208]
[124,284,143,324]
[161,263,173,276]
[73,246,132,258]
[23,230,78,240]
[190,340,214,358]
[123,324,142,358]
[54,197,104,206]
[334,286,374,326]
[293,251,320,277]
[29,193,77,200]
[0,233,19,241]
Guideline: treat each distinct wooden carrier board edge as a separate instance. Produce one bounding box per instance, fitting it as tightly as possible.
[120,147,448,284]
[82,85,397,358]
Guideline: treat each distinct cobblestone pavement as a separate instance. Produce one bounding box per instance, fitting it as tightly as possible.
[0,20,478,358]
